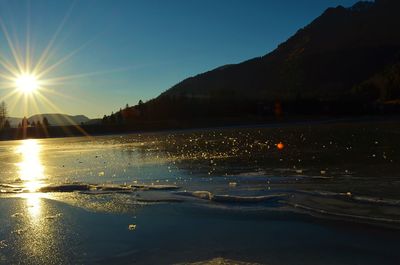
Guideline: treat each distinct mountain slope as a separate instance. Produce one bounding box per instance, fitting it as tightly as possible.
[152,0,400,108]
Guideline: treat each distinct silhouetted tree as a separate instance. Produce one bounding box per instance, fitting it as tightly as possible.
[110,112,116,124]
[0,101,7,129]
[102,115,108,125]
[4,120,10,129]
[21,117,29,129]
[43,117,50,127]
[117,108,123,124]
[35,120,42,129]
[137,99,145,118]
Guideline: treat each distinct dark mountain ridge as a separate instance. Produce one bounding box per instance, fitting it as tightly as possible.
[113,0,400,121]
[159,0,400,102]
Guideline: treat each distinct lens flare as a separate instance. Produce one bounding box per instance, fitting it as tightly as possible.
[276,142,285,150]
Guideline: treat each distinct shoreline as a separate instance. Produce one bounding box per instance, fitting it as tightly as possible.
[1,114,399,142]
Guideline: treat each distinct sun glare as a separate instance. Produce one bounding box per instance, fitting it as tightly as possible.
[0,1,118,127]
[15,74,40,94]
[17,139,45,192]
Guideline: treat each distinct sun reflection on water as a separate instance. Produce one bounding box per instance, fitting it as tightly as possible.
[13,140,62,262]
[19,193,43,220]
[16,139,45,192]
[16,140,47,219]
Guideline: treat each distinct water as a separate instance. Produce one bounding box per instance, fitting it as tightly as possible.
[0,121,400,264]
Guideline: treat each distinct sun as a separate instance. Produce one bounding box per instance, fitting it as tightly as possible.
[15,74,40,94]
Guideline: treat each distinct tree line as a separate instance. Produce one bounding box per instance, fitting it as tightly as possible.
[101,100,145,125]
[100,92,400,127]
[0,101,50,130]
[0,101,10,130]
[17,116,50,129]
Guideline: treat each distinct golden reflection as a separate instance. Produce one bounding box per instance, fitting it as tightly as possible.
[19,193,43,220]
[16,140,47,220]
[14,140,58,261]
[16,139,45,192]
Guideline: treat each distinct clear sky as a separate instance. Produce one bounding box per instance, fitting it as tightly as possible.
[0,0,361,118]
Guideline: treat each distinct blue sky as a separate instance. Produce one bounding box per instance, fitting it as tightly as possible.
[0,0,361,118]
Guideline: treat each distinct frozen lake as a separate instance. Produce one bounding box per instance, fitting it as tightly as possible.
[0,121,400,264]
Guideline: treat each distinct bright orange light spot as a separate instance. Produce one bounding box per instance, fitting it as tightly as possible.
[276,142,284,150]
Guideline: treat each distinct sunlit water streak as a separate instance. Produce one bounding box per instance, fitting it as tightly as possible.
[6,140,69,265]
[16,139,45,191]
[15,139,46,220]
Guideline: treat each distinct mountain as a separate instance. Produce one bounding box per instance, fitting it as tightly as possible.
[137,0,400,119]
[29,114,90,126]
[8,114,90,127]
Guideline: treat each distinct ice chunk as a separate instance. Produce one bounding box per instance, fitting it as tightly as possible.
[45,213,62,220]
[39,184,92,192]
[228,182,237,187]
[0,240,7,249]
[11,213,23,218]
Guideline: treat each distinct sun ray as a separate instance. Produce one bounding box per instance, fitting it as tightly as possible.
[35,38,95,79]
[34,92,92,138]
[0,89,21,102]
[0,54,21,76]
[25,0,32,73]
[24,93,51,137]
[0,72,20,82]
[36,86,76,101]
[0,82,18,90]
[40,66,134,84]
[0,17,25,74]
[29,94,46,121]
[32,1,76,75]
[0,0,123,137]
[7,93,23,117]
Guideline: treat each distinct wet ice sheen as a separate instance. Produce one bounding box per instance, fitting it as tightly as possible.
[0,123,400,226]
[0,122,400,264]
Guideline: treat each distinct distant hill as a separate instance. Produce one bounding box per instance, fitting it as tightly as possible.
[134,0,400,119]
[29,114,90,126]
[8,114,90,127]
